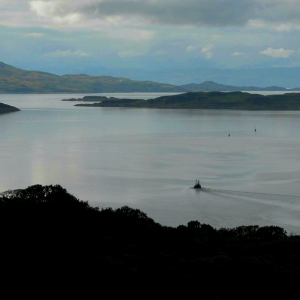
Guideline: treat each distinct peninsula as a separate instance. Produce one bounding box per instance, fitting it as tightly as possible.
[0,102,20,114]
[73,91,300,110]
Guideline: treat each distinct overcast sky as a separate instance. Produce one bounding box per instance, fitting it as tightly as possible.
[1,0,300,76]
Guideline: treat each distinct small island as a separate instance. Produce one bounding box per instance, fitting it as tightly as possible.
[0,102,20,114]
[73,91,300,110]
[62,95,119,102]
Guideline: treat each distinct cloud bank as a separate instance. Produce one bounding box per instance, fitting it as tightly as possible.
[2,1,300,32]
[2,1,300,73]
[81,0,255,27]
[26,0,300,30]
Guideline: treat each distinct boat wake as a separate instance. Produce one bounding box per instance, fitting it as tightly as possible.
[200,187,300,202]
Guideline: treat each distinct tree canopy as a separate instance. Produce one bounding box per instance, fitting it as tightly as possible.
[0,184,299,298]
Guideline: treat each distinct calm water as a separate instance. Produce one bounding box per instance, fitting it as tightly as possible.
[1,92,300,233]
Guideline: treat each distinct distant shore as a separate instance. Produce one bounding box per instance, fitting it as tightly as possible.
[71,91,300,110]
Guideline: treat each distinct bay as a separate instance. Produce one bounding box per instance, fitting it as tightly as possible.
[1,92,300,233]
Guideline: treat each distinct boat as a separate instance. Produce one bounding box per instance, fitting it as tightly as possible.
[194,179,201,189]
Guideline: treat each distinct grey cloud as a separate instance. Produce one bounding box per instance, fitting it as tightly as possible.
[79,0,256,27]
[254,0,300,23]
[32,0,300,29]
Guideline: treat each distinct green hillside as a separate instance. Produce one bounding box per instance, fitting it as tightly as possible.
[75,91,300,110]
[0,62,184,93]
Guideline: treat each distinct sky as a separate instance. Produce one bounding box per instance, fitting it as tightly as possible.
[1,0,300,80]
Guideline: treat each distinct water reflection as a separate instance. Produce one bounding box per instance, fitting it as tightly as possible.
[1,93,300,233]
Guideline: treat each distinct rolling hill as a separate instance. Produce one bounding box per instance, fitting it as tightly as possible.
[2,61,300,94]
[0,62,184,93]
[180,81,299,92]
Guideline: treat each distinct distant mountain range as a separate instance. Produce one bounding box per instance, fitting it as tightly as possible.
[180,81,300,92]
[117,67,300,87]
[1,61,300,93]
[0,62,183,93]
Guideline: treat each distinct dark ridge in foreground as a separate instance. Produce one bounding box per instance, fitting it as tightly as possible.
[74,91,300,110]
[0,184,299,297]
[0,102,20,114]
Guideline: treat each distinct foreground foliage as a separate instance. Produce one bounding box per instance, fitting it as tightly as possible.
[0,184,299,298]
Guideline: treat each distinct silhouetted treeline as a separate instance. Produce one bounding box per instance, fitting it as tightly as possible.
[0,184,299,298]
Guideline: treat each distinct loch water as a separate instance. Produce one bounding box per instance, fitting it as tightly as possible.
[1,92,300,233]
